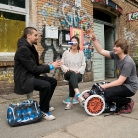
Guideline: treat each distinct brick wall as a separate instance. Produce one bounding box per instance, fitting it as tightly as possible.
[114,0,138,39]
[29,0,37,28]
[0,66,14,95]
[116,0,138,57]
[0,54,14,95]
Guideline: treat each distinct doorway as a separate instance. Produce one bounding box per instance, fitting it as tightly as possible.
[104,25,115,78]
[93,22,115,81]
[93,8,116,81]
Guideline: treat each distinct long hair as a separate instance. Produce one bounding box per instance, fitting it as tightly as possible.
[23,27,37,38]
[114,38,129,54]
[70,36,80,50]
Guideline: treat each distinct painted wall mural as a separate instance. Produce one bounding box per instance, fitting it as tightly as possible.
[83,35,94,72]
[38,1,94,75]
[38,2,93,31]
[124,28,136,44]
[124,27,138,58]
[0,68,14,83]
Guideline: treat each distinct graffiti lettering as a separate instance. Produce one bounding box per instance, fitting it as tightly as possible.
[124,28,136,44]
[129,12,138,21]
[38,2,93,30]
[0,69,14,83]
[62,3,93,28]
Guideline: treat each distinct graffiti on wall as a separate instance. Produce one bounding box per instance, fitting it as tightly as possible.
[124,28,136,44]
[40,27,61,64]
[38,2,93,31]
[61,3,93,29]
[38,2,94,76]
[124,28,138,57]
[0,69,14,83]
[83,35,94,72]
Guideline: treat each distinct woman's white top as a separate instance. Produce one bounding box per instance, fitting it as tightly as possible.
[61,50,86,74]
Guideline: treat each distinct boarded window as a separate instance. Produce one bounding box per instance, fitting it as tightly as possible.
[0,12,25,52]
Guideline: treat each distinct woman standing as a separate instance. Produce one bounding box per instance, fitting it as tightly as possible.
[61,36,86,110]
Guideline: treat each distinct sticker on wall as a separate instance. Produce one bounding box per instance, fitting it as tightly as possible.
[45,26,58,39]
[75,0,81,7]
[70,27,83,51]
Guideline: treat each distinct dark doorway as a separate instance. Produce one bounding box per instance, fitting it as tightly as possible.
[93,8,113,23]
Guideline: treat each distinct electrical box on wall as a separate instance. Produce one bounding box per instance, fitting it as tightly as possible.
[59,30,70,54]
[62,30,70,42]
[45,26,58,39]
[75,0,81,7]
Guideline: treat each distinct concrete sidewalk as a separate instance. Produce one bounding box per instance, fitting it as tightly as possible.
[0,78,138,138]
[0,78,115,104]
[42,79,138,138]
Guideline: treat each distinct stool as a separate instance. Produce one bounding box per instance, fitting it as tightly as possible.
[26,92,33,100]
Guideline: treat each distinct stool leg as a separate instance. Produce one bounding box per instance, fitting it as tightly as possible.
[26,92,33,100]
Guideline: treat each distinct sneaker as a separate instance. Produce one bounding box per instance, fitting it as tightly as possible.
[49,106,55,111]
[77,95,85,103]
[41,111,56,120]
[65,102,73,110]
[121,99,134,114]
[63,97,79,104]
[72,98,79,104]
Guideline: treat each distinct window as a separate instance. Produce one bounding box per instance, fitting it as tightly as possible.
[0,0,25,8]
[0,0,28,52]
[0,12,25,52]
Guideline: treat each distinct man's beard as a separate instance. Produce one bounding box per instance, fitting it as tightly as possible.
[33,41,37,45]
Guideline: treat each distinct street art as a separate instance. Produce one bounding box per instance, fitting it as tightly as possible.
[38,3,58,30]
[127,11,138,21]
[38,1,94,76]
[124,28,136,44]
[40,26,61,63]
[0,69,14,83]
[61,3,93,28]
[58,0,73,5]
[38,2,93,31]
[83,35,94,72]
[124,28,138,58]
